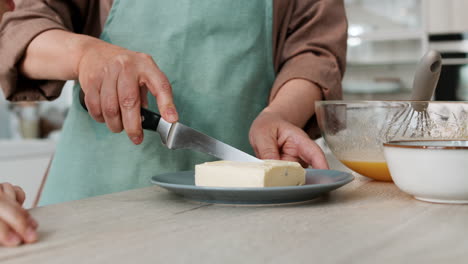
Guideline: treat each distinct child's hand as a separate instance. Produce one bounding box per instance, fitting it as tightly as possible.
[0,183,38,247]
[249,111,329,169]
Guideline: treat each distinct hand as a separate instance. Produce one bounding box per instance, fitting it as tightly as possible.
[78,40,178,145]
[0,183,38,247]
[20,30,178,145]
[249,111,329,169]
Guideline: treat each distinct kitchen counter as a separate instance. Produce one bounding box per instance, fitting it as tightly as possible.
[1,173,468,264]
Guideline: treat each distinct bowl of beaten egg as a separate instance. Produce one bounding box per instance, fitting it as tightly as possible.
[315,101,468,182]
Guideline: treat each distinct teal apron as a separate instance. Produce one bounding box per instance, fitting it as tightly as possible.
[40,0,275,205]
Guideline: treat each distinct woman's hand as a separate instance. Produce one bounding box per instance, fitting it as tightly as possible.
[78,39,179,145]
[249,110,328,169]
[249,79,329,168]
[0,183,38,247]
[20,30,179,145]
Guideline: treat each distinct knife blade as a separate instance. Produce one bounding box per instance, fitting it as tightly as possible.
[79,90,261,162]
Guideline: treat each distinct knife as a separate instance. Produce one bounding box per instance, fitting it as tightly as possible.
[79,90,261,162]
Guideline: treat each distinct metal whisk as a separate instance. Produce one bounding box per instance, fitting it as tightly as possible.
[384,50,442,140]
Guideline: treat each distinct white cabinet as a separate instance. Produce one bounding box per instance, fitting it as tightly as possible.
[344,0,426,96]
[344,0,468,100]
[346,0,426,65]
[426,0,468,34]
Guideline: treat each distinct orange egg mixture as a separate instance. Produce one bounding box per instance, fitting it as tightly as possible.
[340,160,392,182]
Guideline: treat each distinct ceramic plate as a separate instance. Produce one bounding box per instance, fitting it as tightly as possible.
[151,169,354,204]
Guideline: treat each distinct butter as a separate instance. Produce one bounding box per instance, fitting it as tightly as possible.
[195,160,306,187]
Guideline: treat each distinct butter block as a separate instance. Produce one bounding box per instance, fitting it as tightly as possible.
[195,160,306,187]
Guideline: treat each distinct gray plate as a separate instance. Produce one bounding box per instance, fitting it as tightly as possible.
[151,169,354,204]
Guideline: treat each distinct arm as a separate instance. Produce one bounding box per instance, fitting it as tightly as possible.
[21,29,178,144]
[1,0,178,144]
[19,30,90,81]
[271,0,347,104]
[0,0,111,101]
[249,0,347,168]
[264,79,322,128]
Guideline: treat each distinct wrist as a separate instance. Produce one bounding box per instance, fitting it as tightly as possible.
[260,106,289,122]
[266,79,322,127]
[72,35,104,78]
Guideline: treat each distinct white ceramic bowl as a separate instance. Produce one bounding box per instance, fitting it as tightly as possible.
[383,140,468,204]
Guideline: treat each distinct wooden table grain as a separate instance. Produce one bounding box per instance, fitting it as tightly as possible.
[1,170,467,264]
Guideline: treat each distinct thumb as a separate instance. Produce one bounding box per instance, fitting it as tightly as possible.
[296,134,329,169]
[252,134,280,160]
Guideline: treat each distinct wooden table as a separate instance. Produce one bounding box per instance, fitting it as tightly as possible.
[1,171,467,264]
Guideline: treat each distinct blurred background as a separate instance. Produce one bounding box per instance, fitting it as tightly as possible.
[344,0,468,101]
[1,0,468,207]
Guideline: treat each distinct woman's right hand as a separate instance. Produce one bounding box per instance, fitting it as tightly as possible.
[77,39,179,145]
[19,29,178,145]
[0,183,38,247]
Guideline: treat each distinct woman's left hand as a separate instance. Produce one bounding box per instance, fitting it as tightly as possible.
[249,111,329,169]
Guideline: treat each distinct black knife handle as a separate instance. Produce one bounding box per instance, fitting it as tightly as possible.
[79,89,161,131]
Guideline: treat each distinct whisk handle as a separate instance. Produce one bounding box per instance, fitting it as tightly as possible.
[411,50,442,102]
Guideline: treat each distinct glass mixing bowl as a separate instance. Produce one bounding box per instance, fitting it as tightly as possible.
[315,101,468,181]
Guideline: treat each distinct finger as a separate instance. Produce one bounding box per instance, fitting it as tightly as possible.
[13,186,26,205]
[0,183,16,202]
[0,200,37,243]
[27,215,38,230]
[0,220,21,247]
[280,154,301,163]
[253,132,281,160]
[117,68,143,145]
[296,135,329,169]
[298,159,308,168]
[101,64,123,133]
[140,85,149,108]
[85,86,105,123]
[82,71,105,123]
[138,55,178,123]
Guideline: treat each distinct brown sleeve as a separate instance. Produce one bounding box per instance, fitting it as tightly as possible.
[272,0,347,102]
[272,0,347,138]
[0,0,113,102]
